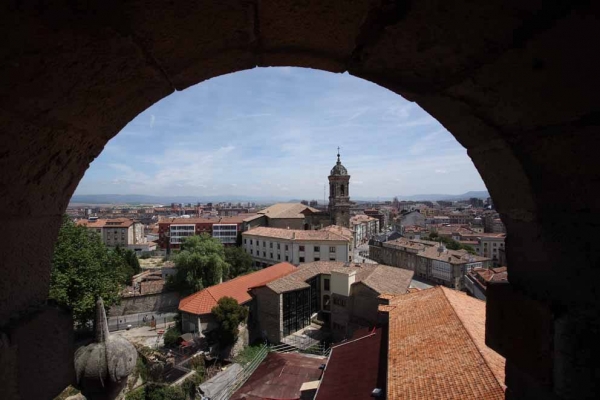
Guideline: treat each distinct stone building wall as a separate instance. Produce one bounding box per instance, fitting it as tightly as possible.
[109,291,180,316]
[252,286,282,344]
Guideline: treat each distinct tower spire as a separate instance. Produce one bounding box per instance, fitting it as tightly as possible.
[337,146,341,162]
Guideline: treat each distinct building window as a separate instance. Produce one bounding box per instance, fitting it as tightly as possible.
[270,253,273,259]
[263,251,266,257]
[277,243,280,250]
[263,241,266,247]
[329,246,336,252]
[285,256,289,261]
[285,245,289,251]
[330,257,336,261]
[244,239,247,244]
[270,242,273,248]
[299,245,305,251]
[282,289,312,336]
[314,257,320,261]
[299,257,305,263]
[250,249,253,255]
[314,246,320,252]
[277,254,281,260]
[324,278,330,291]
[250,239,253,245]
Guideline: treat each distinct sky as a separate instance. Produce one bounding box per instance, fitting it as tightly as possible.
[75,67,486,200]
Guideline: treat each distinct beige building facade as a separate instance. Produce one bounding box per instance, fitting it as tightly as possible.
[242,227,350,267]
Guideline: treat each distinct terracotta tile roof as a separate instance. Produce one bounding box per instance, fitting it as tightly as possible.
[263,261,413,295]
[386,287,505,399]
[218,214,257,224]
[243,227,349,242]
[319,224,354,240]
[384,238,490,264]
[77,218,137,228]
[469,267,508,287]
[316,328,385,400]
[178,262,296,315]
[257,203,319,219]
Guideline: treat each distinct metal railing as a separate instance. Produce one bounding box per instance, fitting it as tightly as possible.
[206,345,269,400]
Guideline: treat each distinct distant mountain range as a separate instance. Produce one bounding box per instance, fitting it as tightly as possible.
[392,191,490,202]
[70,191,489,205]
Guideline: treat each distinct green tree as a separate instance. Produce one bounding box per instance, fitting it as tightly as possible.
[163,325,181,348]
[49,216,128,328]
[171,234,230,295]
[114,246,141,284]
[211,297,249,346]
[224,246,254,280]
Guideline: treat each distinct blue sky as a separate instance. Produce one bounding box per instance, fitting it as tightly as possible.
[75,67,486,200]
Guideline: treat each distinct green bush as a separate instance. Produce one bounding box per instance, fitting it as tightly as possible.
[181,372,204,399]
[163,325,181,348]
[125,386,146,400]
[146,385,186,400]
[235,345,264,365]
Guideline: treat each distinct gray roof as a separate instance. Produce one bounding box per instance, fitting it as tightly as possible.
[262,261,413,295]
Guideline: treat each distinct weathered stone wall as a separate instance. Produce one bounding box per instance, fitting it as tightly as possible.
[109,292,180,316]
[349,283,380,326]
[1,1,600,398]
[252,286,281,344]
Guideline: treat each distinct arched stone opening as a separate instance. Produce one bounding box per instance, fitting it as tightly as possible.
[1,1,599,399]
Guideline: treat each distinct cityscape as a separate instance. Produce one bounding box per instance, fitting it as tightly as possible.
[5,3,597,400]
[61,148,508,399]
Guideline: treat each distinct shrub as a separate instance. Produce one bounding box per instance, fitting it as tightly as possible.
[125,386,146,400]
[163,325,181,348]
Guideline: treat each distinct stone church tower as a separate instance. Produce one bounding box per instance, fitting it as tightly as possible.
[328,150,351,227]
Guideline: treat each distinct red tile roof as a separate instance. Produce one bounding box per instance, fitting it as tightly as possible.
[384,287,505,399]
[178,262,296,315]
[316,328,385,400]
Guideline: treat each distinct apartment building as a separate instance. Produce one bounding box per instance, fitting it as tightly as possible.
[241,227,350,268]
[77,218,145,249]
[369,238,491,289]
[350,214,379,245]
[158,214,254,249]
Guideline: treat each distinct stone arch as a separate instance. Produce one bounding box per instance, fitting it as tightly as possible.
[1,2,599,399]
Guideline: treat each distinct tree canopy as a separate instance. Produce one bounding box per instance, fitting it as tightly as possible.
[49,216,131,328]
[171,234,230,296]
[224,246,255,280]
[426,231,477,255]
[211,296,249,346]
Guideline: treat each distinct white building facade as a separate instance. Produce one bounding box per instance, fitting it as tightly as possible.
[242,227,350,268]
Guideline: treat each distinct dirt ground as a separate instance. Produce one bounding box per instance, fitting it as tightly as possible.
[138,256,165,269]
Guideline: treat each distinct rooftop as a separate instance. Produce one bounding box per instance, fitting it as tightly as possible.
[230,352,324,400]
[260,261,413,295]
[243,226,349,242]
[76,218,137,228]
[257,203,319,219]
[383,238,490,264]
[178,262,296,315]
[383,286,505,399]
[315,328,385,400]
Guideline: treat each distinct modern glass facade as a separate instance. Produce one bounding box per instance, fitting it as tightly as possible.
[282,288,312,336]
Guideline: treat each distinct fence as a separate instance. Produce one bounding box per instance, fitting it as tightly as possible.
[270,342,331,357]
[107,311,177,332]
[201,345,269,400]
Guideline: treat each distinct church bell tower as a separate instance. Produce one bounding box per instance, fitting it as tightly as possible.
[328,149,351,228]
